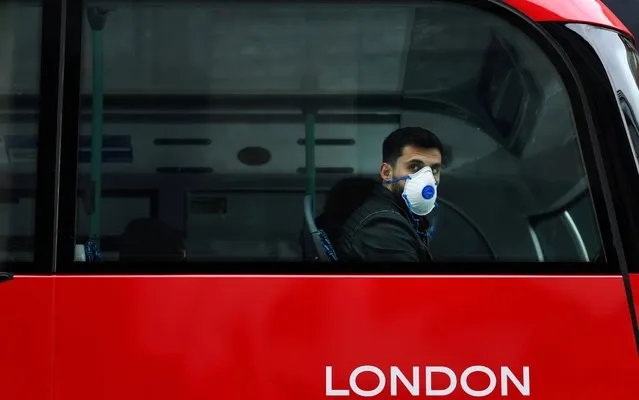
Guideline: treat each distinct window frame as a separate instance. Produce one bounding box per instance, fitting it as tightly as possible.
[543,23,639,274]
[619,94,639,151]
[1,0,82,273]
[42,0,629,274]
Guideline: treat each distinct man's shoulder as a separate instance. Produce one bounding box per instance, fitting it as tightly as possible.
[338,192,428,262]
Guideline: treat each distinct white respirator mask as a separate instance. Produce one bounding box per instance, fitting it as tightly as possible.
[386,166,438,216]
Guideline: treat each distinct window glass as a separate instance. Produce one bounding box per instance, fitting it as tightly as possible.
[75,1,604,263]
[561,25,639,269]
[618,38,639,155]
[627,41,639,82]
[576,28,639,151]
[619,96,639,154]
[621,39,639,145]
[529,187,601,262]
[0,2,42,265]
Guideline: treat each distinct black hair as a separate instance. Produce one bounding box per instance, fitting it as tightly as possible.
[382,126,444,166]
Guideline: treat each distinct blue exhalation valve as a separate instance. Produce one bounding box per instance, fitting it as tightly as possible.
[422,185,435,199]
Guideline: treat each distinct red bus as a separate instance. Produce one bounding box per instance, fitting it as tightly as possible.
[1,0,639,398]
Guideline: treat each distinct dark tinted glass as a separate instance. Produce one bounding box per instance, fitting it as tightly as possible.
[0,2,42,265]
[73,1,603,264]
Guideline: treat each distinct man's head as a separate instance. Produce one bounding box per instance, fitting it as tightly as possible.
[380,127,443,198]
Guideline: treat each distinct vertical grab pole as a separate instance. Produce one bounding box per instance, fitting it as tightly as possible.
[87,8,108,238]
[304,109,316,212]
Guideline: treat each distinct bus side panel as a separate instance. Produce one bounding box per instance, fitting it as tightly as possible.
[503,0,631,38]
[0,277,54,400]
[632,274,639,326]
[52,276,639,400]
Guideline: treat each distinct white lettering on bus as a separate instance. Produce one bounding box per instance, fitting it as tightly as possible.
[391,366,419,396]
[460,366,496,397]
[325,366,530,397]
[426,367,456,396]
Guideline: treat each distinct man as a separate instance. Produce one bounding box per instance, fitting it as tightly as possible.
[336,127,443,262]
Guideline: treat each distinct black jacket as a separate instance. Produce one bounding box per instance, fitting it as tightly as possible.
[336,185,432,262]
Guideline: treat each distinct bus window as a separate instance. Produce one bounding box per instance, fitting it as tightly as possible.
[620,39,639,149]
[561,26,639,270]
[0,2,41,266]
[72,1,606,263]
[617,38,639,161]
[528,185,601,261]
[619,95,639,153]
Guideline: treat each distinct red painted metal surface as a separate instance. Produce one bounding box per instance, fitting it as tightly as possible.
[632,274,639,325]
[504,0,632,38]
[0,277,54,400]
[2,275,637,399]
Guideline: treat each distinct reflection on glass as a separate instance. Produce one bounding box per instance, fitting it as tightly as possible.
[622,38,639,86]
[75,1,603,263]
[618,37,639,161]
[0,2,42,265]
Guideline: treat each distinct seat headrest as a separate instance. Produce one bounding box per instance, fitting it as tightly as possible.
[324,177,378,216]
[120,218,185,262]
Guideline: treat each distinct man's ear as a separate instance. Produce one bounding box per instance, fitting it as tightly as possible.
[380,163,393,182]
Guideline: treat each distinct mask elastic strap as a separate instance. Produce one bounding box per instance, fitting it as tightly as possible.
[384,176,410,184]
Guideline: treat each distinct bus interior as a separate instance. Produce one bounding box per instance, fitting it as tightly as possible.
[0,1,608,264]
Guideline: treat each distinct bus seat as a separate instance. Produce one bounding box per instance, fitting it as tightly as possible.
[73,238,102,262]
[119,218,185,262]
[302,195,338,262]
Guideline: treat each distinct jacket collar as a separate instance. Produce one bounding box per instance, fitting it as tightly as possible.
[375,184,432,236]
[375,184,410,216]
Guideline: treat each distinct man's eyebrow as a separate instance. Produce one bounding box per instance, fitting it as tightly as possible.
[407,159,441,169]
